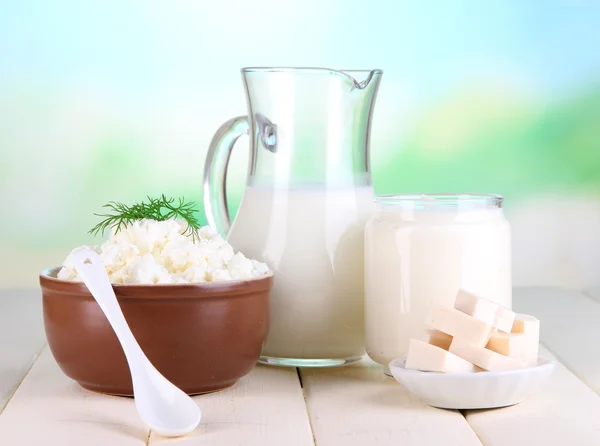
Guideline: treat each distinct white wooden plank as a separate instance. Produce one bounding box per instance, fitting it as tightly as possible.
[583,286,600,303]
[0,290,46,412]
[0,348,148,445]
[513,287,600,392]
[465,346,600,446]
[149,364,313,446]
[300,358,481,446]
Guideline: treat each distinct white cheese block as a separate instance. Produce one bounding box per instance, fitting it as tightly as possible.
[405,339,479,373]
[422,329,453,350]
[425,304,493,347]
[485,331,527,357]
[511,313,540,365]
[454,289,515,333]
[494,306,516,334]
[449,338,523,371]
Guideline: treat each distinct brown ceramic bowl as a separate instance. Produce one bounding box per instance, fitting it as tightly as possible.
[39,267,272,396]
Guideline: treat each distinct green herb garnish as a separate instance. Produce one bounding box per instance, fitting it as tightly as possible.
[89,195,201,240]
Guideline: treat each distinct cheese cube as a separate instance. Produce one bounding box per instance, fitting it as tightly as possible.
[449,338,523,371]
[512,313,540,365]
[454,289,497,323]
[405,339,479,373]
[422,329,453,350]
[495,306,516,334]
[454,289,515,333]
[486,331,527,357]
[425,305,493,347]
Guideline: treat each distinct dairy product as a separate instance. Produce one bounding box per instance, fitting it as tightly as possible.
[449,338,523,371]
[455,289,515,333]
[512,314,540,364]
[406,339,479,373]
[58,219,270,284]
[425,305,493,347]
[422,329,453,350]
[365,195,511,368]
[227,185,374,360]
[404,291,540,373]
[486,331,527,358]
[493,307,516,333]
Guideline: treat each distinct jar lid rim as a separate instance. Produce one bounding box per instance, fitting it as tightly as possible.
[374,194,504,207]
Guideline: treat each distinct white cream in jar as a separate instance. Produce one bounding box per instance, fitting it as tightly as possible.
[364,194,512,373]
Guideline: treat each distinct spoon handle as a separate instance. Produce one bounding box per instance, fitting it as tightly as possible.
[72,249,145,367]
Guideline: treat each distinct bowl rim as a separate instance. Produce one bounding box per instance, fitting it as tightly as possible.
[389,354,557,378]
[40,266,274,298]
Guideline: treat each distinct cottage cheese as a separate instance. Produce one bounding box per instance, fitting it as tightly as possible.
[57,219,270,284]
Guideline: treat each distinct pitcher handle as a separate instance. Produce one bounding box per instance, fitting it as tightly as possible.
[202,116,249,237]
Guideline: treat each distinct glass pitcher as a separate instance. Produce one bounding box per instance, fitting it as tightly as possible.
[203,67,383,367]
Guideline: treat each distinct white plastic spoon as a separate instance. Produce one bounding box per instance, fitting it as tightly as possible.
[72,249,201,437]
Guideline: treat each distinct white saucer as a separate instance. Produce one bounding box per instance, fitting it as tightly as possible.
[388,355,556,410]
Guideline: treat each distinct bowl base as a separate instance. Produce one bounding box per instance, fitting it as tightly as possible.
[78,379,238,397]
[429,399,523,410]
[258,355,362,368]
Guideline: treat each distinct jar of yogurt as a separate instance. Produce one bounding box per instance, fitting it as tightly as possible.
[364,194,512,374]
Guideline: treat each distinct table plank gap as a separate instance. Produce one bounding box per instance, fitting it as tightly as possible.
[464,346,600,446]
[149,364,314,446]
[514,287,600,393]
[582,286,600,304]
[300,358,482,446]
[296,367,317,446]
[0,344,44,415]
[0,290,47,412]
[0,347,149,445]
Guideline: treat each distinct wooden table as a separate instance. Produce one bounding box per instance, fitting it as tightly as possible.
[1,288,600,445]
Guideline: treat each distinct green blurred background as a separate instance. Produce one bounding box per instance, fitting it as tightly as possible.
[1,1,599,288]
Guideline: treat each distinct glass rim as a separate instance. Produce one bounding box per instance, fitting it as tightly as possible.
[241,67,383,75]
[374,193,504,207]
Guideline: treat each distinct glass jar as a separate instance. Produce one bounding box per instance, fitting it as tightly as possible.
[364,194,512,374]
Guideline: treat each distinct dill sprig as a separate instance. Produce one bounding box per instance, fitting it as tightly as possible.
[89,195,201,240]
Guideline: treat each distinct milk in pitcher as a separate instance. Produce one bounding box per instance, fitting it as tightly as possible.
[227,185,375,363]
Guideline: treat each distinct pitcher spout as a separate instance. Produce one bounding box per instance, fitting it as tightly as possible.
[340,69,384,90]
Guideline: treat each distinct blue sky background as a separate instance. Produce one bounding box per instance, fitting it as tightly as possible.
[3,1,600,94]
